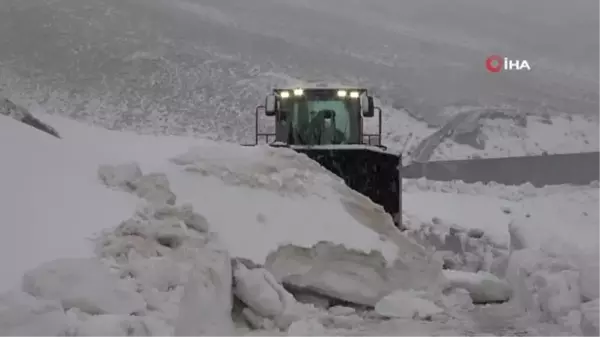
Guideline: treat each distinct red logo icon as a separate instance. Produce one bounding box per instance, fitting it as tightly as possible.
[486,55,503,73]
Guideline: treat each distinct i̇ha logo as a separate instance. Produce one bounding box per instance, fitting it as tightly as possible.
[486,55,531,73]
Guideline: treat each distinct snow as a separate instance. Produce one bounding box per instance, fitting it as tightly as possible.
[27,113,400,267]
[2,109,598,336]
[426,113,599,160]
[21,258,145,315]
[403,178,599,335]
[442,270,512,303]
[0,116,138,292]
[1,1,598,335]
[2,110,597,335]
[0,113,408,328]
[174,253,235,336]
[403,179,599,251]
[374,289,444,319]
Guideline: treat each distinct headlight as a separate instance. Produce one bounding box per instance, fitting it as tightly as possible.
[349,91,359,98]
[280,91,290,98]
[293,88,304,96]
[337,90,347,97]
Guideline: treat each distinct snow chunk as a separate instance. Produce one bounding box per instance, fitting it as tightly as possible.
[0,291,70,336]
[266,241,443,306]
[233,264,286,319]
[375,289,444,319]
[21,258,146,315]
[505,247,587,329]
[287,318,328,336]
[581,299,599,336]
[577,249,600,301]
[441,288,474,312]
[443,269,511,303]
[174,247,235,336]
[131,173,177,205]
[538,270,582,321]
[98,162,143,191]
[94,200,232,332]
[406,222,499,273]
[71,314,158,336]
[98,163,179,206]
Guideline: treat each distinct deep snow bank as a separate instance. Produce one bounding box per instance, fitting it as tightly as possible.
[402,178,599,335]
[0,115,138,292]
[34,113,403,265]
[0,164,463,335]
[1,113,443,317]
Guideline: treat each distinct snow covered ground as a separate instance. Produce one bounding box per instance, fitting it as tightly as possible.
[0,0,598,334]
[402,178,599,335]
[1,112,597,335]
[0,113,430,334]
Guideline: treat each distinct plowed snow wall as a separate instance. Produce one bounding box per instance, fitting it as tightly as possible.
[403,152,599,187]
[296,148,401,216]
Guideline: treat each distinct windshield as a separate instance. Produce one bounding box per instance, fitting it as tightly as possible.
[280,94,360,145]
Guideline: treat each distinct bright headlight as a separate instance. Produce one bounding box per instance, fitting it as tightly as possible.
[280,91,290,98]
[337,90,347,97]
[293,88,304,96]
[349,91,359,98]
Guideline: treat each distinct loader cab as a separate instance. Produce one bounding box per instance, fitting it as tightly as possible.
[256,86,382,147]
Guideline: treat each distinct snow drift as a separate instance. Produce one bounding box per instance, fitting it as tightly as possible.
[0,115,138,292]
[0,113,449,334]
[2,110,597,335]
[403,178,599,335]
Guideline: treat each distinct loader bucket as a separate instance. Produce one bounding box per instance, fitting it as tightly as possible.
[289,145,401,222]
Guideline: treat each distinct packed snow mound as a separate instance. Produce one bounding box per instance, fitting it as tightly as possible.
[98,160,442,308]
[21,112,401,266]
[163,145,401,265]
[2,198,233,335]
[96,200,235,335]
[170,145,341,197]
[27,113,442,303]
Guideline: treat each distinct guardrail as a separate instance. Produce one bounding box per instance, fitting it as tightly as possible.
[403,152,600,187]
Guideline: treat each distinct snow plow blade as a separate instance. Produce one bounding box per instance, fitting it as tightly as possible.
[288,145,402,221]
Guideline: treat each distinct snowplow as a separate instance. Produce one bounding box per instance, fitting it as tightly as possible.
[248,84,402,226]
